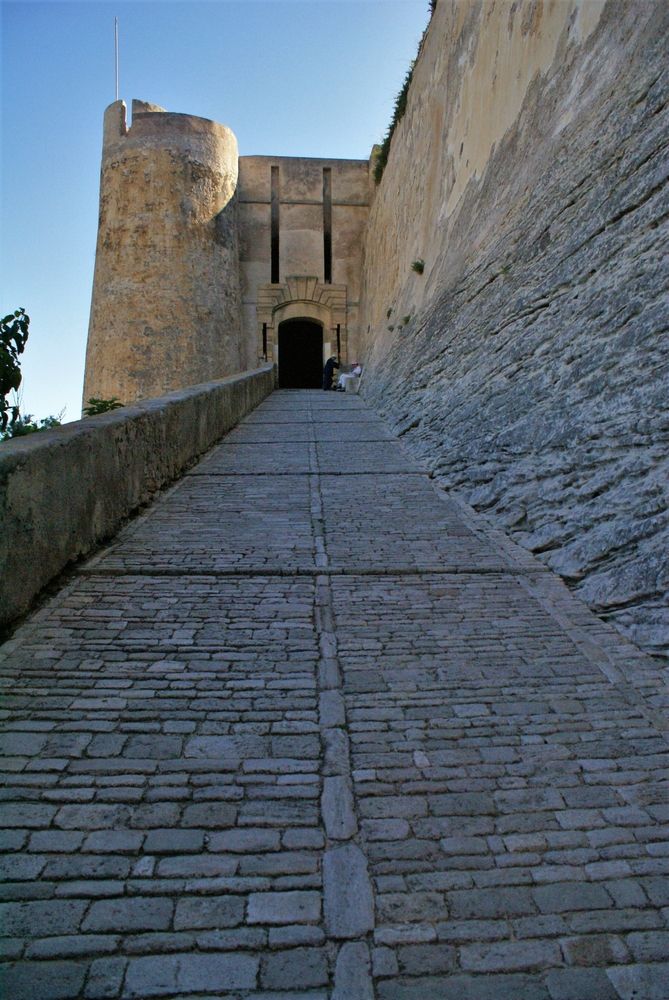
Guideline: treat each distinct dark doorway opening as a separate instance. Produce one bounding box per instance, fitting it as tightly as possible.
[278,320,323,389]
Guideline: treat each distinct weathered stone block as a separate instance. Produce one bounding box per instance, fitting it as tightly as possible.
[321,776,357,839]
[333,942,373,1000]
[323,844,374,938]
[0,960,87,1000]
[260,947,328,990]
[82,897,173,933]
[174,895,244,930]
[124,952,258,996]
[247,890,321,925]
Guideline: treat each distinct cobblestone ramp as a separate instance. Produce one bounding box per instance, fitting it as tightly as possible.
[1,390,667,999]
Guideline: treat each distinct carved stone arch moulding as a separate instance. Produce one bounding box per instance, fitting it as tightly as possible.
[256,276,348,364]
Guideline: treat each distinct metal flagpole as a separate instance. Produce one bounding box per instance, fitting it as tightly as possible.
[114,17,119,101]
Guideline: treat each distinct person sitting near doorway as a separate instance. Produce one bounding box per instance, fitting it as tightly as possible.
[322,356,340,390]
[336,362,362,391]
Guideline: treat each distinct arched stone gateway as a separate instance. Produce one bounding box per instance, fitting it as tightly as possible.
[277,318,324,388]
[256,276,348,378]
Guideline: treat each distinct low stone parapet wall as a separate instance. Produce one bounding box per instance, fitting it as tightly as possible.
[0,364,275,630]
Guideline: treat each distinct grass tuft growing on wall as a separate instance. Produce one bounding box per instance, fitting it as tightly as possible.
[373,63,415,185]
[373,2,437,185]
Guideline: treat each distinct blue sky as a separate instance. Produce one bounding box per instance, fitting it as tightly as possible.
[1,0,430,423]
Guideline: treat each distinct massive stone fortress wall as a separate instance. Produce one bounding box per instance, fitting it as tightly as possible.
[360,0,669,656]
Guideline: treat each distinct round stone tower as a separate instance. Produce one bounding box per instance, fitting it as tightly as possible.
[83,100,242,407]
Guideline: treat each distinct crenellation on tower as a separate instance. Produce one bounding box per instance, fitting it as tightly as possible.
[101,98,128,145]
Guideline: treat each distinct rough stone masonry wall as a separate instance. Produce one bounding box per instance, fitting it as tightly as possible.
[0,366,274,632]
[360,0,669,657]
[83,101,243,407]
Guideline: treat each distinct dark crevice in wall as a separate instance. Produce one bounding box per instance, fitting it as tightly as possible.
[323,168,332,284]
[271,166,280,284]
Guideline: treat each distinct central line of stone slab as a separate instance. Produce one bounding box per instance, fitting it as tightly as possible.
[308,396,377,997]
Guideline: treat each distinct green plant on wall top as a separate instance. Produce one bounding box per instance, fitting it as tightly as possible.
[83,397,124,416]
[373,2,438,185]
[411,259,425,274]
[374,63,415,185]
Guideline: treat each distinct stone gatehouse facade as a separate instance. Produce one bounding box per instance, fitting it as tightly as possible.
[83,100,371,404]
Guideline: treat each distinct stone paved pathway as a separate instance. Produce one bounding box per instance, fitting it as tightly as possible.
[1,390,668,999]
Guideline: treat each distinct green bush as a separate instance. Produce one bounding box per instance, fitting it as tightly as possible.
[1,308,30,432]
[83,397,124,416]
[0,411,63,441]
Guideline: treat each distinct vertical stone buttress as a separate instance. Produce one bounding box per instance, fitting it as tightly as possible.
[83,100,242,407]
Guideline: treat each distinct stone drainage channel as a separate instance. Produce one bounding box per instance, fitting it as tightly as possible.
[0,390,667,999]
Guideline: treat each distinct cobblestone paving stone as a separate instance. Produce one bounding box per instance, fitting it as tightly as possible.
[0,390,667,999]
[88,477,316,574]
